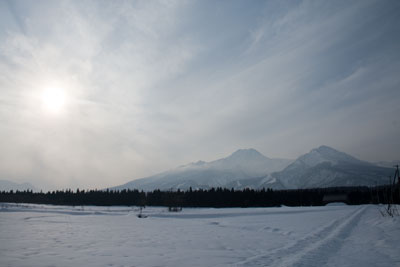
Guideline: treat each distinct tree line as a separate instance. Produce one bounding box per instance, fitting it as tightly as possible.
[0,185,398,207]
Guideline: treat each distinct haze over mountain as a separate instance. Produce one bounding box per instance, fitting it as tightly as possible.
[0,180,36,192]
[111,149,292,191]
[374,160,400,168]
[272,146,392,189]
[111,146,395,191]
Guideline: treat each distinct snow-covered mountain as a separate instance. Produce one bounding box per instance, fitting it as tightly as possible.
[224,175,285,190]
[204,148,292,176]
[111,146,395,191]
[0,180,36,192]
[111,149,292,191]
[272,146,393,189]
[374,160,400,168]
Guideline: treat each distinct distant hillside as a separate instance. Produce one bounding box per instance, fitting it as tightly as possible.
[110,146,395,191]
[0,180,36,192]
[272,146,393,189]
[374,160,400,168]
[110,148,292,191]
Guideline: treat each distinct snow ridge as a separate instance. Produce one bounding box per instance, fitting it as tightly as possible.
[236,206,367,266]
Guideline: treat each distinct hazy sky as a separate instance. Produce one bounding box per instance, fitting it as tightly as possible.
[0,0,399,190]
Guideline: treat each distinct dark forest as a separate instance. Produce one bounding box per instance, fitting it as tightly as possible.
[1,186,399,208]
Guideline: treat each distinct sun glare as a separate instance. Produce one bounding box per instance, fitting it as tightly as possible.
[41,88,67,114]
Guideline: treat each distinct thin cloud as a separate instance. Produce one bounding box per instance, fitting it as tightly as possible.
[0,0,399,190]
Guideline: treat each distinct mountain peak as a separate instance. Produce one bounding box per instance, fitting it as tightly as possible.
[315,145,335,151]
[312,145,351,158]
[229,148,267,159]
[312,145,341,155]
[299,145,364,167]
[275,145,389,189]
[112,147,293,191]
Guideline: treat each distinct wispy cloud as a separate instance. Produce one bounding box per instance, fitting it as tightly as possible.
[0,0,399,189]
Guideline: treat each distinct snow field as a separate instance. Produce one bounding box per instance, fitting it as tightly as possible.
[0,203,399,266]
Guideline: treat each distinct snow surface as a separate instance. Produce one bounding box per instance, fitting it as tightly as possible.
[0,203,399,266]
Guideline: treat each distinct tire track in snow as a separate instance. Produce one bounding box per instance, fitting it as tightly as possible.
[235,206,367,267]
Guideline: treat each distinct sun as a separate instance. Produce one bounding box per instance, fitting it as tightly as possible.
[41,87,67,114]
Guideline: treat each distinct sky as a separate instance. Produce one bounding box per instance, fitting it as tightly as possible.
[0,0,399,190]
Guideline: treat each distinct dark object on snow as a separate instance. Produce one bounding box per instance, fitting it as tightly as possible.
[137,206,147,218]
[168,206,182,212]
[323,193,348,205]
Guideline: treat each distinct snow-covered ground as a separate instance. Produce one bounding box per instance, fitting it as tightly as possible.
[0,203,399,267]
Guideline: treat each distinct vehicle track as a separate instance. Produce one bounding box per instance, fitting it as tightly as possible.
[235,206,367,267]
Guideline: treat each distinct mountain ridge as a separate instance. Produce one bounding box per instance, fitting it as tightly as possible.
[110,146,395,191]
[111,148,292,191]
[273,146,391,189]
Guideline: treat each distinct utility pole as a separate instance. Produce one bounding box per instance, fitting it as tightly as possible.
[395,165,399,185]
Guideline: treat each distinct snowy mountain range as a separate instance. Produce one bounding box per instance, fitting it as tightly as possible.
[111,146,395,191]
[111,149,292,191]
[272,146,392,189]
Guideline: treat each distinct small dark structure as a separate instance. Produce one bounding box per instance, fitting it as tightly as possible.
[137,206,148,218]
[323,193,349,205]
[168,206,182,212]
